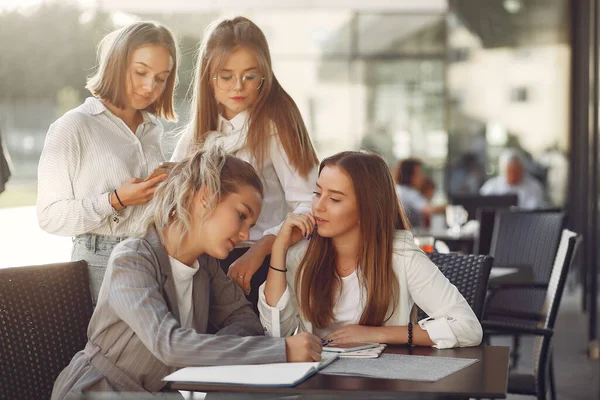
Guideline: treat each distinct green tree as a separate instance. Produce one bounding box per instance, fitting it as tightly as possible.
[0,4,114,100]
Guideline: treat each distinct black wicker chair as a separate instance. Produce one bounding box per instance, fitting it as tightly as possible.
[484,209,566,368]
[0,261,93,400]
[474,207,497,256]
[483,230,579,400]
[418,252,494,321]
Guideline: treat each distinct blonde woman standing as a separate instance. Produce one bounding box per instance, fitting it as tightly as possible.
[172,17,319,309]
[37,22,179,303]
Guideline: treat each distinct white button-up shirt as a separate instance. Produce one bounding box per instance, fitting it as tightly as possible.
[37,97,165,237]
[171,110,318,244]
[258,230,483,349]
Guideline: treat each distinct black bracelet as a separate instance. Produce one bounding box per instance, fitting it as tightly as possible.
[408,322,413,351]
[269,265,288,273]
[114,189,126,209]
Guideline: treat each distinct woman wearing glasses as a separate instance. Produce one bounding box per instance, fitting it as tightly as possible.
[172,16,319,310]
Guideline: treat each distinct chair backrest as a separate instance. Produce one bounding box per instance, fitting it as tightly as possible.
[0,261,93,399]
[532,230,578,380]
[419,252,494,321]
[474,207,497,255]
[487,209,566,317]
[450,194,518,220]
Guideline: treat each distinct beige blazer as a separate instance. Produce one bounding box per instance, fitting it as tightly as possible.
[52,226,286,399]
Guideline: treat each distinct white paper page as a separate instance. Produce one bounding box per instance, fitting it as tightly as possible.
[164,362,318,386]
[164,352,338,386]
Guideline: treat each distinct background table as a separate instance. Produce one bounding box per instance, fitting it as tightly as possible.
[412,227,476,254]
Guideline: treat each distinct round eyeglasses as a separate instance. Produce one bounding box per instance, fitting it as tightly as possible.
[212,72,265,91]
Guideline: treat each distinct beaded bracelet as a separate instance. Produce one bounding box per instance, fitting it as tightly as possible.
[408,322,413,352]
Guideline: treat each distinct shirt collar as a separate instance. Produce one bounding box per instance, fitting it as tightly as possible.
[82,97,159,126]
[218,110,249,133]
[82,97,106,116]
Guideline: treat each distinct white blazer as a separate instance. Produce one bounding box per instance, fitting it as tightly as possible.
[258,230,483,349]
[171,111,318,244]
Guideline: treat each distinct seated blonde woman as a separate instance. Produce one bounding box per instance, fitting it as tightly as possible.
[52,147,321,399]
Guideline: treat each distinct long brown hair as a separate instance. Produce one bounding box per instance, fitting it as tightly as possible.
[87,21,179,120]
[185,16,318,177]
[296,151,410,328]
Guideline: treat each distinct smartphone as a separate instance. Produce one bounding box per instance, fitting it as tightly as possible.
[322,342,379,353]
[145,162,177,181]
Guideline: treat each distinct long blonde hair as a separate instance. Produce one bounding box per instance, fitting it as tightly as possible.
[86,21,179,121]
[138,146,263,248]
[185,16,318,176]
[296,151,410,328]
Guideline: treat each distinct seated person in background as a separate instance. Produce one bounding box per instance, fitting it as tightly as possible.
[421,176,436,202]
[259,151,482,349]
[394,158,446,228]
[480,149,546,210]
[52,147,321,399]
[420,177,436,227]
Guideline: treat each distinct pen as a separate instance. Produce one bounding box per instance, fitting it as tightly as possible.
[295,313,308,333]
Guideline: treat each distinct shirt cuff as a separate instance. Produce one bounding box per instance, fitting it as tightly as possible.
[257,282,293,337]
[101,191,116,216]
[418,316,459,349]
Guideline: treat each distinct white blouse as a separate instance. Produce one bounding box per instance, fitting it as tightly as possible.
[36,97,165,237]
[312,270,364,339]
[171,110,318,244]
[258,230,483,349]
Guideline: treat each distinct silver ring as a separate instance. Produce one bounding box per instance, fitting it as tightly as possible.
[237,274,244,279]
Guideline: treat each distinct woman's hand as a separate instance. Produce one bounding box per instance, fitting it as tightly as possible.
[324,324,382,345]
[115,174,167,209]
[227,249,264,294]
[274,213,316,250]
[285,332,323,362]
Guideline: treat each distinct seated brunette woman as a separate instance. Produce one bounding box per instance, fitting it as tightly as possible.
[52,147,322,399]
[259,151,482,349]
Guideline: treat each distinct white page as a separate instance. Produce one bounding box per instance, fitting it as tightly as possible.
[163,352,338,386]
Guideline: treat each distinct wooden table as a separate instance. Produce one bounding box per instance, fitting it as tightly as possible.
[171,345,510,399]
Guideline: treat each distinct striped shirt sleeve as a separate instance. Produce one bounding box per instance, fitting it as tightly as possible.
[37,116,114,236]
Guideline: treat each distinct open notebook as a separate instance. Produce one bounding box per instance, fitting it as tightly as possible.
[163,352,339,387]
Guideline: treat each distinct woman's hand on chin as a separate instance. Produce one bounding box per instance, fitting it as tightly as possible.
[274,213,316,250]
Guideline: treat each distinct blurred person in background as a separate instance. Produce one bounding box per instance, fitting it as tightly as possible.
[447,152,484,196]
[420,177,436,228]
[480,149,546,210]
[421,176,436,202]
[395,158,446,228]
[36,22,179,303]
